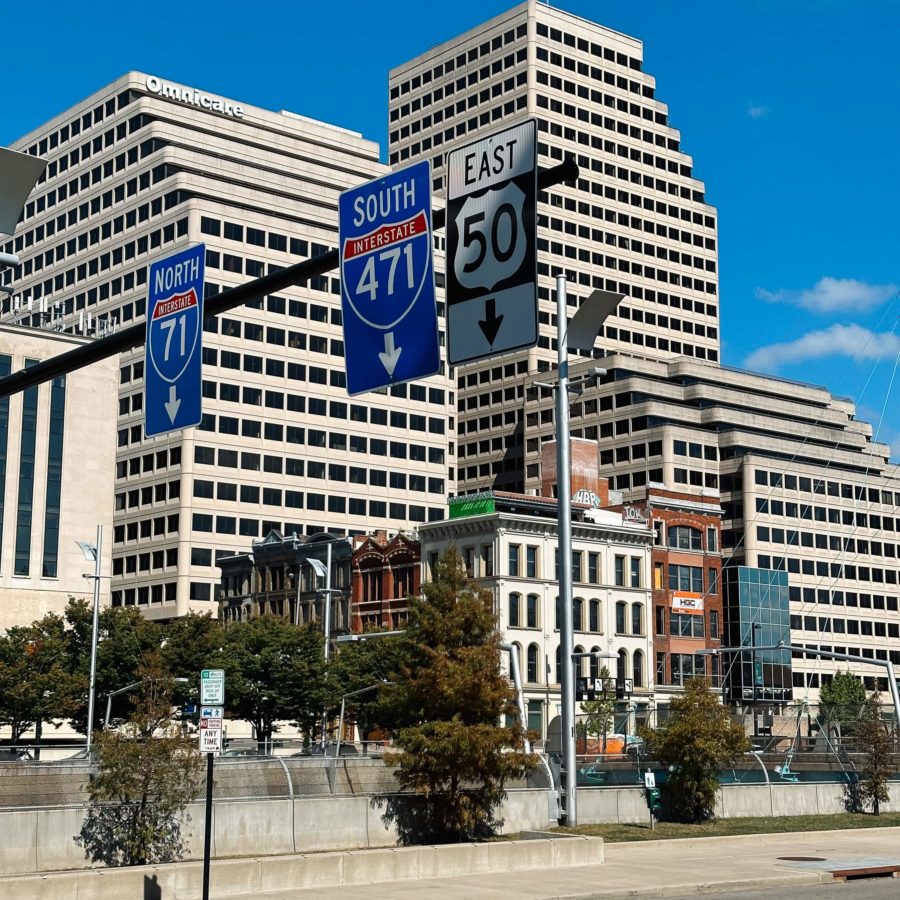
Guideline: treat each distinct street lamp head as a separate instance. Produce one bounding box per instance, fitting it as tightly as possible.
[76,540,98,562]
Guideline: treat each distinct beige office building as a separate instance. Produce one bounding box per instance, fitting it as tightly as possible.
[392,1,900,701]
[390,0,720,495]
[0,326,116,632]
[2,73,453,619]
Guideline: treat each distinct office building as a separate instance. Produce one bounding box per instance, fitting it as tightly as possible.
[0,325,116,631]
[394,2,899,702]
[390,0,720,495]
[2,72,454,620]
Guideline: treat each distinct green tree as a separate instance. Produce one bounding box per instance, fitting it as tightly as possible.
[160,613,223,709]
[65,599,162,735]
[819,670,867,744]
[0,612,85,750]
[581,666,616,752]
[76,654,202,866]
[855,694,895,816]
[220,617,327,748]
[642,678,749,823]
[381,549,535,844]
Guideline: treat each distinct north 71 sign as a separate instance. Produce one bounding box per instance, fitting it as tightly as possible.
[144,243,205,437]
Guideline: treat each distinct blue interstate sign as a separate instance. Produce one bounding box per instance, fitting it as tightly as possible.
[144,243,205,437]
[339,161,439,395]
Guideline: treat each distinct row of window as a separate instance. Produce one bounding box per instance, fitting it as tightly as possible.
[792,643,900,668]
[111,581,179,607]
[757,526,899,559]
[790,585,899,611]
[512,642,648,689]
[114,480,180,510]
[790,613,900,639]
[757,553,898,586]
[754,497,900,532]
[754,468,899,508]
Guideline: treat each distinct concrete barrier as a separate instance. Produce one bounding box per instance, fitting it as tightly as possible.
[0,836,604,900]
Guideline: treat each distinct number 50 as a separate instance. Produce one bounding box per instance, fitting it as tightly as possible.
[461,202,518,274]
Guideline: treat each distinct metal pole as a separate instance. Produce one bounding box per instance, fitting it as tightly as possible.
[324,542,333,661]
[86,524,102,753]
[201,751,213,900]
[555,273,577,826]
[751,623,757,739]
[501,642,531,754]
[335,696,346,761]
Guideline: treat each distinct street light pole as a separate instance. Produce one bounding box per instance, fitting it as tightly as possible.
[554,274,578,827]
[80,525,102,754]
[750,623,761,739]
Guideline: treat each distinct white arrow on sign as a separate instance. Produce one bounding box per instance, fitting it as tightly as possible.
[378,331,402,375]
[164,385,181,423]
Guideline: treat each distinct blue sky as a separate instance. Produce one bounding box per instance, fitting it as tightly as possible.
[3,1,898,459]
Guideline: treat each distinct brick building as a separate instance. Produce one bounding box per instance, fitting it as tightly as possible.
[350,531,420,632]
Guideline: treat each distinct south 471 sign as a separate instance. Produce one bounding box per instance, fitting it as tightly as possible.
[339,161,439,395]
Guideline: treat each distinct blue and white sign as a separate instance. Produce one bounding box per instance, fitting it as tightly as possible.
[144,244,205,437]
[339,161,439,395]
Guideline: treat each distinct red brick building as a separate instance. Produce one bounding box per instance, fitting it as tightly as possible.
[617,488,724,699]
[350,531,420,632]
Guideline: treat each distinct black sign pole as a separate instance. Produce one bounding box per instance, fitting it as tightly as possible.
[202,751,213,900]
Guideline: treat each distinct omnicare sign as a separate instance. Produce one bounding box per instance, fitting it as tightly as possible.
[145,76,245,119]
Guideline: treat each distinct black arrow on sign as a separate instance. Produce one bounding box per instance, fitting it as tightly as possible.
[478,298,504,346]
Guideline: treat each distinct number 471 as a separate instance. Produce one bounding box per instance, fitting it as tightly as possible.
[356,245,414,300]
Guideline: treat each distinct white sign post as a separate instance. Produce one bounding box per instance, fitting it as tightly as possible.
[198,673,224,900]
[446,119,537,365]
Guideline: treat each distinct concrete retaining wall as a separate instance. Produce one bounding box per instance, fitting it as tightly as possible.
[0,836,604,900]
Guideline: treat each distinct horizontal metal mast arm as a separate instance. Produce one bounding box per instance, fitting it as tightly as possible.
[0,160,579,399]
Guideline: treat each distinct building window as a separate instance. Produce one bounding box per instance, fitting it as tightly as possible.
[630,557,642,588]
[669,564,703,592]
[614,555,625,586]
[631,603,644,635]
[670,611,704,638]
[588,599,600,632]
[709,609,719,639]
[671,653,705,685]
[526,593,539,628]
[654,562,664,589]
[509,543,520,576]
[14,367,39,576]
[526,545,538,578]
[615,601,627,634]
[573,596,583,631]
[527,643,540,683]
[706,527,718,552]
[633,650,644,688]
[509,593,521,627]
[41,374,66,578]
[588,552,599,583]
[572,550,583,582]
[668,525,702,550]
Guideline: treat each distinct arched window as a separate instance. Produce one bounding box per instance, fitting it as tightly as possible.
[555,645,562,684]
[574,644,585,677]
[615,601,627,634]
[527,644,540,683]
[589,646,603,682]
[588,599,601,632]
[573,597,584,631]
[508,593,521,628]
[526,594,540,628]
[631,603,644,636]
[667,525,702,550]
[617,648,628,683]
[633,650,644,688]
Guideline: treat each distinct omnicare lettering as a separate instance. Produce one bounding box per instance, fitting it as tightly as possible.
[145,75,244,119]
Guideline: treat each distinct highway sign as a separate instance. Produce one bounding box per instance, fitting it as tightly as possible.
[200,669,225,705]
[339,160,439,395]
[144,243,205,437]
[446,119,537,365]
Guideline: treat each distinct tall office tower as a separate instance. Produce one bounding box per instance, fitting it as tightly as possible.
[2,73,453,619]
[390,0,719,494]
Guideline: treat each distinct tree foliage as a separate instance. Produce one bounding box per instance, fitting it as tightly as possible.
[581,666,615,752]
[0,612,85,745]
[642,678,749,823]
[219,616,328,747]
[819,670,867,742]
[854,694,895,816]
[76,655,202,866]
[382,549,535,844]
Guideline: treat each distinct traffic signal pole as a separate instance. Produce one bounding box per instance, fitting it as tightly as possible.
[0,160,579,400]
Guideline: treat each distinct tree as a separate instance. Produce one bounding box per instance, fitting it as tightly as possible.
[65,599,162,735]
[642,678,749,823]
[160,613,223,710]
[381,549,535,844]
[854,693,895,816]
[76,654,202,866]
[220,617,328,748]
[819,670,867,745]
[0,612,85,751]
[581,666,616,752]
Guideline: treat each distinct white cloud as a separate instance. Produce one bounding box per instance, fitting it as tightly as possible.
[755,277,897,314]
[745,323,900,371]
[747,105,769,118]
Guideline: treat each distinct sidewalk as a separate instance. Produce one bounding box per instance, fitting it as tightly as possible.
[241,827,900,899]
